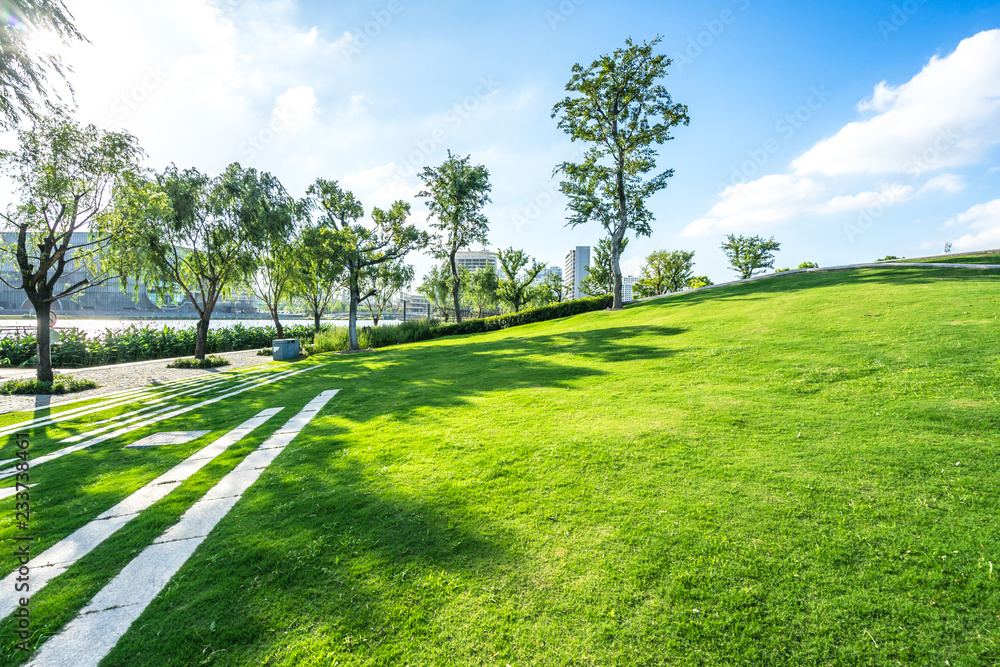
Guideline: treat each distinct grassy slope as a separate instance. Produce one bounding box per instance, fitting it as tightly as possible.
[3,267,1000,666]
[904,253,1000,264]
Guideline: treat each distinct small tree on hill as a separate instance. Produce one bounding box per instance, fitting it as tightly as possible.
[418,151,492,324]
[634,249,694,298]
[553,36,689,309]
[721,234,781,280]
[686,275,713,289]
[496,247,545,313]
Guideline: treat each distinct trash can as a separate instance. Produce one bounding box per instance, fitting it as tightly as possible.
[272,338,300,361]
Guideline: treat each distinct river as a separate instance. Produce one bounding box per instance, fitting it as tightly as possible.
[1,317,397,337]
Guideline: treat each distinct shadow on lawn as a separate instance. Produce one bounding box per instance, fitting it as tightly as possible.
[102,447,509,666]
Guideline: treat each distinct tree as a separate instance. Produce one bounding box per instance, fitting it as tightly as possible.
[0,2,86,130]
[466,264,499,318]
[418,262,456,321]
[290,223,344,332]
[553,36,689,309]
[361,259,414,326]
[580,236,628,296]
[496,247,545,313]
[798,261,819,269]
[418,151,492,323]
[721,234,781,280]
[119,163,295,359]
[686,275,713,289]
[0,107,144,382]
[541,271,566,305]
[634,249,694,298]
[304,179,428,350]
[250,207,305,339]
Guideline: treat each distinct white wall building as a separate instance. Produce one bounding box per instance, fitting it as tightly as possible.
[564,246,590,300]
[622,276,640,302]
[455,250,498,273]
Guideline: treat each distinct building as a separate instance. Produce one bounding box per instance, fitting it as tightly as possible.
[397,292,432,319]
[534,265,562,285]
[455,250,498,273]
[564,246,591,300]
[623,276,639,302]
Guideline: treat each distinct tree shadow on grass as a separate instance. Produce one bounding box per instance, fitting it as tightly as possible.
[100,446,510,666]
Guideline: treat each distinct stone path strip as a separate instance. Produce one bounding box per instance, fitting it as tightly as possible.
[24,390,338,667]
[0,363,328,496]
[0,408,283,620]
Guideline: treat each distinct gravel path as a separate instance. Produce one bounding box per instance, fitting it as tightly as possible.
[0,349,271,416]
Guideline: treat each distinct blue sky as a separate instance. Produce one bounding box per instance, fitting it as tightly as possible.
[40,0,1000,282]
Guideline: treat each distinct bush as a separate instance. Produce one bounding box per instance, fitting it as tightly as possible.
[775,267,791,273]
[798,261,819,269]
[0,321,330,368]
[167,355,231,369]
[312,327,351,353]
[0,375,99,395]
[878,255,902,261]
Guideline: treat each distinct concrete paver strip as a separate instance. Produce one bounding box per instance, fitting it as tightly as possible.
[0,408,283,620]
[24,390,339,667]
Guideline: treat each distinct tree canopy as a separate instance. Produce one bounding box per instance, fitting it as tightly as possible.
[721,234,781,280]
[634,249,695,298]
[418,151,492,323]
[496,247,546,313]
[0,107,144,381]
[553,36,688,309]
[581,236,629,297]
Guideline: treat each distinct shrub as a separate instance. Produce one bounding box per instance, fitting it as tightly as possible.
[878,255,902,261]
[0,375,98,395]
[167,355,231,369]
[775,267,791,273]
[798,261,819,269]
[312,327,350,353]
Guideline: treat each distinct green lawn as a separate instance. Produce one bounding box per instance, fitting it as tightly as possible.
[905,252,1000,264]
[2,266,1000,665]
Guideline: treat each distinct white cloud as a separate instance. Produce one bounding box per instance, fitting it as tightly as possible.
[793,29,1000,176]
[946,199,1000,251]
[272,86,318,130]
[685,29,1000,237]
[919,173,966,194]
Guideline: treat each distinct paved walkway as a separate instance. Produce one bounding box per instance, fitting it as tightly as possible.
[0,349,270,416]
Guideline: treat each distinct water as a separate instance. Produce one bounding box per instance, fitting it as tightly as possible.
[3,317,394,337]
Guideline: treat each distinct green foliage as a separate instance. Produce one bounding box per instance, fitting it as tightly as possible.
[879,255,903,261]
[418,151,492,323]
[0,106,146,381]
[0,374,97,395]
[0,322,326,368]
[496,247,546,313]
[798,261,819,269]
[721,233,782,280]
[467,264,500,317]
[553,36,689,308]
[634,249,694,297]
[686,275,714,289]
[581,236,628,296]
[360,258,414,326]
[290,212,346,331]
[775,267,791,273]
[166,355,231,369]
[304,179,429,349]
[419,262,458,321]
[0,1,85,130]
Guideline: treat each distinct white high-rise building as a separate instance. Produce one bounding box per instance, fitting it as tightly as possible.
[623,276,639,302]
[455,250,498,273]
[564,246,591,300]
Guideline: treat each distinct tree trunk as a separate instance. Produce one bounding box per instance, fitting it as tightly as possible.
[313,306,321,333]
[610,227,625,309]
[194,313,211,359]
[35,300,54,383]
[347,273,360,351]
[270,306,284,340]
[450,251,462,323]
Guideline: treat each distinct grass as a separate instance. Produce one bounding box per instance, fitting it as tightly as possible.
[1,266,999,665]
[905,252,1000,264]
[0,375,98,395]
[166,355,231,369]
